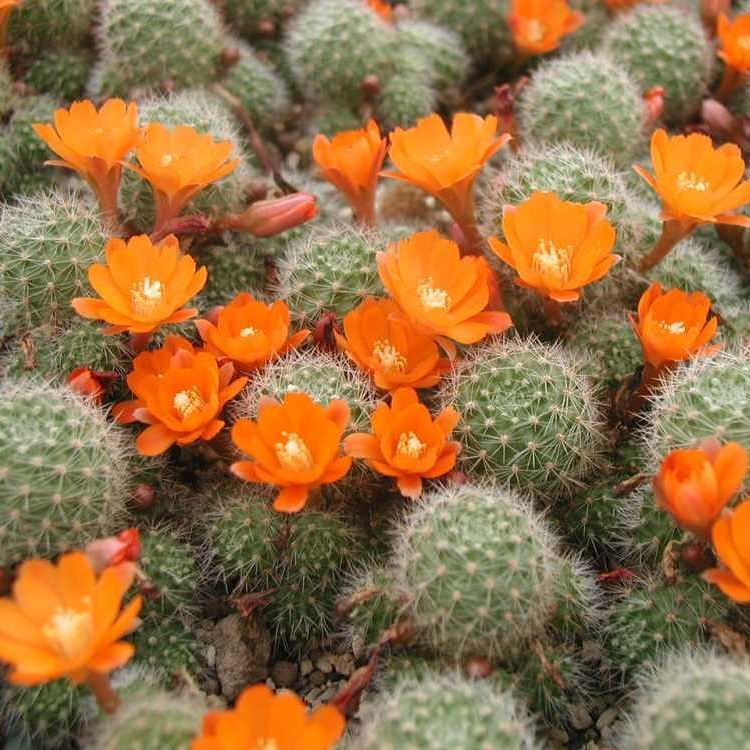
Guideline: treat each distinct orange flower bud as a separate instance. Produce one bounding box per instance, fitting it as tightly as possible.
[67,367,117,405]
[717,13,750,73]
[224,193,318,237]
[704,499,750,603]
[508,0,584,55]
[84,529,141,573]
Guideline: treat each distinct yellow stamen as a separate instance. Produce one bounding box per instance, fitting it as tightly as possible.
[658,320,687,335]
[173,385,205,418]
[417,278,451,310]
[42,608,94,660]
[738,36,750,51]
[160,152,177,167]
[373,339,407,372]
[240,326,259,337]
[397,431,427,458]
[525,19,546,43]
[275,432,314,472]
[253,740,279,750]
[532,238,572,284]
[677,171,709,192]
[130,277,165,316]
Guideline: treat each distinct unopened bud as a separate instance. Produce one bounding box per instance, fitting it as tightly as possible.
[67,367,118,405]
[361,74,381,99]
[131,483,157,510]
[463,657,494,680]
[702,98,737,135]
[643,86,665,124]
[225,192,318,237]
[681,541,715,573]
[220,46,241,70]
[257,18,276,37]
[85,528,141,572]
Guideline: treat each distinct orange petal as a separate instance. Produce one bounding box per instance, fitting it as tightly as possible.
[274,485,309,513]
[136,423,177,456]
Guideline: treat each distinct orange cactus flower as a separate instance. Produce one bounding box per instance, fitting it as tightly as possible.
[629,283,719,370]
[377,230,512,356]
[71,234,207,335]
[0,0,21,51]
[508,0,584,56]
[488,191,619,303]
[128,350,247,456]
[128,123,239,231]
[654,438,748,538]
[704,499,750,603]
[344,387,460,499]
[231,392,352,513]
[0,551,141,687]
[32,99,139,223]
[195,293,310,373]
[367,0,393,22]
[383,113,510,252]
[716,13,750,100]
[335,297,451,390]
[312,119,386,226]
[191,683,345,750]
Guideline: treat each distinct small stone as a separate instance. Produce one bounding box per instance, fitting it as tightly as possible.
[597,706,619,731]
[331,654,354,677]
[309,670,326,687]
[570,703,594,731]
[205,644,216,669]
[548,728,569,744]
[351,635,366,661]
[300,659,314,677]
[315,654,334,673]
[212,614,271,701]
[315,686,337,705]
[271,660,299,689]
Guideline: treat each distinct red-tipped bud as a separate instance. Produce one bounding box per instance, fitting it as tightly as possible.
[67,367,118,405]
[464,657,494,680]
[702,98,737,135]
[643,86,665,124]
[226,193,318,237]
[361,74,381,98]
[701,0,730,35]
[85,528,141,573]
[131,483,157,510]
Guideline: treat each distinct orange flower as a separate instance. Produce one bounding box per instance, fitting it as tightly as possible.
[344,387,460,499]
[312,119,386,226]
[508,0,584,55]
[335,297,451,390]
[488,191,619,303]
[703,499,750,603]
[195,293,310,373]
[654,438,748,538]
[367,0,393,22]
[191,684,345,750]
[231,392,352,513]
[629,283,719,369]
[128,349,247,456]
[128,123,239,230]
[0,551,141,686]
[71,234,207,335]
[32,99,139,222]
[376,230,512,356]
[383,113,510,251]
[67,368,117,405]
[718,13,750,72]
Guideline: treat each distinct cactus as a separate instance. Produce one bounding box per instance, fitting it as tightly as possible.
[396,20,469,91]
[410,0,513,67]
[120,89,254,231]
[89,0,225,98]
[601,5,714,124]
[308,106,364,138]
[603,576,727,682]
[375,49,437,129]
[517,51,647,168]
[0,188,107,334]
[224,0,305,38]
[0,380,132,566]
[0,60,15,116]
[221,40,290,130]
[9,0,95,53]
[393,483,596,661]
[272,222,385,324]
[352,670,540,750]
[439,337,605,498]
[24,47,94,101]
[130,614,202,676]
[616,650,750,750]
[87,688,204,750]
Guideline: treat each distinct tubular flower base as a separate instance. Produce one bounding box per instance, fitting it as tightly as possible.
[367,0,393,22]
[128,123,239,231]
[32,99,139,222]
[628,283,719,370]
[221,193,318,237]
[335,297,451,391]
[191,684,345,750]
[488,191,619,303]
[71,234,207,335]
[716,13,750,100]
[508,0,584,56]
[195,293,310,373]
[654,439,748,539]
[312,119,386,226]
[704,500,750,602]
[231,392,353,513]
[0,552,141,689]
[383,113,510,253]
[377,229,512,356]
[344,387,460,499]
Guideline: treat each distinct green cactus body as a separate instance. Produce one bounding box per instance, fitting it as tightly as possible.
[24,48,94,101]
[353,670,540,750]
[90,0,225,97]
[616,651,750,750]
[9,0,95,52]
[0,380,131,566]
[375,49,437,130]
[603,576,727,681]
[517,51,647,168]
[130,614,201,676]
[601,5,714,124]
[308,106,364,138]
[0,189,107,334]
[224,0,305,38]
[0,60,15,116]
[440,338,605,497]
[396,20,469,91]
[194,239,267,309]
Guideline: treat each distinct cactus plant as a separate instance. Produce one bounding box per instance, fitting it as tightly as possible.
[375,49,437,129]
[10,0,95,52]
[517,51,647,168]
[440,337,605,497]
[130,614,202,677]
[601,5,714,124]
[396,20,469,91]
[224,0,305,38]
[24,48,94,101]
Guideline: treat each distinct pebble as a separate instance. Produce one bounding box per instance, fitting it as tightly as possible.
[548,728,569,744]
[315,654,334,673]
[212,614,271,701]
[351,635,366,661]
[309,670,326,687]
[597,707,620,731]
[569,703,594,731]
[271,660,299,689]
[300,659,314,677]
[205,645,216,670]
[331,654,355,676]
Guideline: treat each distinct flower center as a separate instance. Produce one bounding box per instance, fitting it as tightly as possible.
[739,35,750,51]
[239,326,259,337]
[397,431,427,459]
[253,740,279,750]
[373,339,407,372]
[417,278,451,310]
[42,607,94,660]
[532,239,572,284]
[677,171,709,192]
[172,385,205,418]
[658,319,687,335]
[160,152,177,167]
[275,432,314,472]
[130,276,165,316]
[525,19,546,42]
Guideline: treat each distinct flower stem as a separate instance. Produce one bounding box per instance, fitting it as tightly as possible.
[716,222,750,274]
[542,296,564,330]
[129,332,152,354]
[625,362,663,420]
[353,192,377,228]
[638,220,695,272]
[87,672,121,715]
[716,67,747,103]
